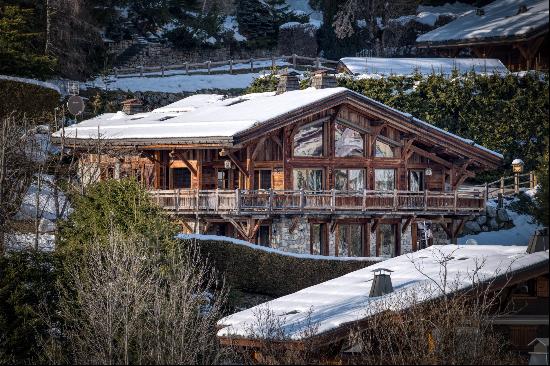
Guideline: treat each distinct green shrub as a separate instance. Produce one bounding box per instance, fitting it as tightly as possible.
[247,73,279,93]
[0,251,59,364]
[58,179,178,254]
[0,79,60,120]
[183,238,379,297]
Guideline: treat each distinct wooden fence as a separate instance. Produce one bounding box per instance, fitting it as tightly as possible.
[109,54,340,78]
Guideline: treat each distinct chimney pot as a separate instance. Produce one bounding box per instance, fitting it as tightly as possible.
[311,69,337,89]
[370,268,394,297]
[122,98,143,115]
[276,70,301,94]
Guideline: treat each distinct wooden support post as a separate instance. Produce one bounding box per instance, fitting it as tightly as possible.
[331,189,336,212]
[514,173,519,193]
[453,219,466,238]
[236,189,241,215]
[250,58,254,72]
[402,216,415,234]
[161,65,165,77]
[498,176,504,208]
[229,59,233,74]
[315,57,320,69]
[185,62,189,75]
[114,67,118,78]
[299,189,305,212]
[271,55,276,69]
[207,60,211,74]
[139,65,143,76]
[292,54,297,69]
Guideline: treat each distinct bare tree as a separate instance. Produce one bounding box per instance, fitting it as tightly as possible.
[46,232,227,365]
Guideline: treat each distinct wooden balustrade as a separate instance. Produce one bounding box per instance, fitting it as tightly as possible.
[151,189,486,214]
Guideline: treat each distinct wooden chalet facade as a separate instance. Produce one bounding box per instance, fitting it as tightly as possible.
[53,74,502,258]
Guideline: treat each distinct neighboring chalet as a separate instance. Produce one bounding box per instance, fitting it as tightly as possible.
[337,57,508,76]
[217,245,549,358]
[416,0,549,71]
[52,73,503,258]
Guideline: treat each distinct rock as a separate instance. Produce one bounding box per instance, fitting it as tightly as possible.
[486,206,497,218]
[39,218,56,233]
[481,225,489,232]
[499,222,505,229]
[497,208,510,222]
[476,215,487,225]
[464,221,481,234]
[488,218,498,230]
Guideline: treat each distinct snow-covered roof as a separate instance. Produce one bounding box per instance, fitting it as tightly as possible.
[217,245,548,341]
[52,87,503,160]
[339,57,508,76]
[417,0,549,45]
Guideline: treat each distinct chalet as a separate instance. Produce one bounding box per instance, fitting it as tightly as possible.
[52,73,503,258]
[337,57,508,76]
[217,245,549,358]
[416,0,549,71]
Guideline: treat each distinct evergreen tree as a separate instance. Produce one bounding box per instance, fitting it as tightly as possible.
[0,5,56,78]
[236,0,277,48]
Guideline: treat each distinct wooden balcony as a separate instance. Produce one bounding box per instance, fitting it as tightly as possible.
[149,189,486,216]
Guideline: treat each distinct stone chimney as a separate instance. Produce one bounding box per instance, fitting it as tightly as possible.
[369,268,394,297]
[311,69,337,89]
[122,98,143,115]
[276,70,301,94]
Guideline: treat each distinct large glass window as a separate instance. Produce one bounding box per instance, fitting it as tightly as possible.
[335,124,364,157]
[293,169,323,191]
[256,225,270,247]
[310,223,326,255]
[293,121,324,157]
[335,169,365,191]
[379,224,396,257]
[375,140,394,158]
[254,170,272,190]
[338,224,363,257]
[409,170,424,192]
[374,169,395,191]
[173,168,191,189]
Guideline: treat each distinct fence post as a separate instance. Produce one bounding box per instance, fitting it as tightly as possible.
[292,54,297,69]
[316,57,320,69]
[250,58,254,72]
[534,172,538,188]
[175,188,180,212]
[514,173,519,194]
[529,171,534,189]
[484,182,488,209]
[207,60,211,74]
[139,65,143,77]
[229,59,233,74]
[271,55,276,70]
[114,67,118,78]
[498,176,504,208]
[161,65,165,77]
[185,62,189,75]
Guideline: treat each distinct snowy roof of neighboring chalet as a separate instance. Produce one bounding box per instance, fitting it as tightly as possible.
[417,0,549,45]
[217,245,549,341]
[338,57,508,76]
[51,87,503,159]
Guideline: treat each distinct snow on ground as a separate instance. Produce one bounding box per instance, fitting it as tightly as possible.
[87,72,259,93]
[285,0,323,28]
[4,232,56,252]
[340,57,508,76]
[217,244,548,339]
[459,192,541,246]
[178,233,384,262]
[0,74,61,94]
[223,16,247,42]
[14,174,70,222]
[417,0,549,44]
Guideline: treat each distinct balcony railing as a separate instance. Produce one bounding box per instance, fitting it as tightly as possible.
[149,189,486,214]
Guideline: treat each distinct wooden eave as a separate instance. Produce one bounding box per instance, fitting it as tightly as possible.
[50,135,233,149]
[233,90,503,170]
[218,258,549,351]
[416,26,548,49]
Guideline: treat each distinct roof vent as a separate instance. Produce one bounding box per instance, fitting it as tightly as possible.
[370,268,394,297]
[517,4,528,14]
[311,69,337,89]
[475,8,485,16]
[122,98,143,115]
[527,228,549,253]
[276,70,301,94]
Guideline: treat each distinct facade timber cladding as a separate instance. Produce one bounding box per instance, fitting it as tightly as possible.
[52,80,503,258]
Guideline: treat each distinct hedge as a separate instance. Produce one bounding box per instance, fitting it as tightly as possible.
[180,237,381,297]
[0,78,60,120]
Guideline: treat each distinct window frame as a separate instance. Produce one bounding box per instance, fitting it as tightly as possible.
[334,168,366,191]
[374,139,396,158]
[253,169,272,190]
[292,168,324,191]
[334,123,365,158]
[374,168,396,191]
[292,120,326,158]
[336,223,364,257]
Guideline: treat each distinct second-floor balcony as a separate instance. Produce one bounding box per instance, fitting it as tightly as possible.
[149,189,486,215]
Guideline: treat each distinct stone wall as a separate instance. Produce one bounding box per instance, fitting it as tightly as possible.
[271,216,310,253]
[461,206,514,236]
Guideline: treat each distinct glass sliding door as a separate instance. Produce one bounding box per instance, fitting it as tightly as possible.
[338,224,363,257]
[293,169,323,191]
[254,170,272,190]
[310,223,326,255]
[374,169,395,191]
[378,224,397,257]
[409,170,424,191]
[335,169,365,191]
